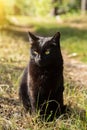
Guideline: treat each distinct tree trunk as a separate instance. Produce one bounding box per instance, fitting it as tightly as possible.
[51,0,62,16]
[81,0,87,13]
[51,0,58,16]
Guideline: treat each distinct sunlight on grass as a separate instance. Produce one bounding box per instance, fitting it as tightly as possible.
[7,15,56,27]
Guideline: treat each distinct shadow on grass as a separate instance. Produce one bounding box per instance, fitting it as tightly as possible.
[4,25,87,43]
[3,28,29,42]
[35,26,87,41]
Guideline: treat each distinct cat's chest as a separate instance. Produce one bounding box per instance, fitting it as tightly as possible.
[39,71,58,95]
[29,63,58,88]
[31,69,58,87]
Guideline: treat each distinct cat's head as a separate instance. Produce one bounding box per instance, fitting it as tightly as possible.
[28,32,63,67]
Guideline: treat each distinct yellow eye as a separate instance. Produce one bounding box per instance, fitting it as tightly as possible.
[45,49,50,55]
[34,51,38,55]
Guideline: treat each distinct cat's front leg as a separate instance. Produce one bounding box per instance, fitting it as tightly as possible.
[19,83,31,112]
[28,88,37,114]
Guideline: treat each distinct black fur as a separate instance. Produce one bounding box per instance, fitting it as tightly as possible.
[19,32,65,120]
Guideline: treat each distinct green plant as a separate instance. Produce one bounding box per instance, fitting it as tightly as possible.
[14,0,52,16]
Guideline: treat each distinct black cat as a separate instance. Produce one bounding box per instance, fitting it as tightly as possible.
[19,32,65,120]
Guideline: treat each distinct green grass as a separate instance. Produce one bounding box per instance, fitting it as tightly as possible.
[0,14,87,129]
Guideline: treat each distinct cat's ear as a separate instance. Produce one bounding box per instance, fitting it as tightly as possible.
[51,32,60,45]
[28,32,39,43]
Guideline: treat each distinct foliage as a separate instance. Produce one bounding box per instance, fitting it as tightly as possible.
[0,1,6,27]
[0,0,15,27]
[0,0,83,19]
[33,0,52,16]
[14,0,52,16]
[14,0,30,15]
[0,0,14,14]
[67,1,81,13]
[14,0,81,16]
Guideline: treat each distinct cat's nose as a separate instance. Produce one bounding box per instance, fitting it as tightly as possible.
[37,54,41,59]
[36,54,41,60]
[35,54,41,64]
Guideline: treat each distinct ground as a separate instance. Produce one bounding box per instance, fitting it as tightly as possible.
[63,51,87,87]
[0,49,87,130]
[0,15,87,129]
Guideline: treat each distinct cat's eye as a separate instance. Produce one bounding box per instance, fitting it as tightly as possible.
[45,49,50,55]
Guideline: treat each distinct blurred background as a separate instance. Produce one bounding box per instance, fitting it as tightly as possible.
[0,0,87,28]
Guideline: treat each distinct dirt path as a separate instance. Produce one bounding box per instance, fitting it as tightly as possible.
[63,52,87,87]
